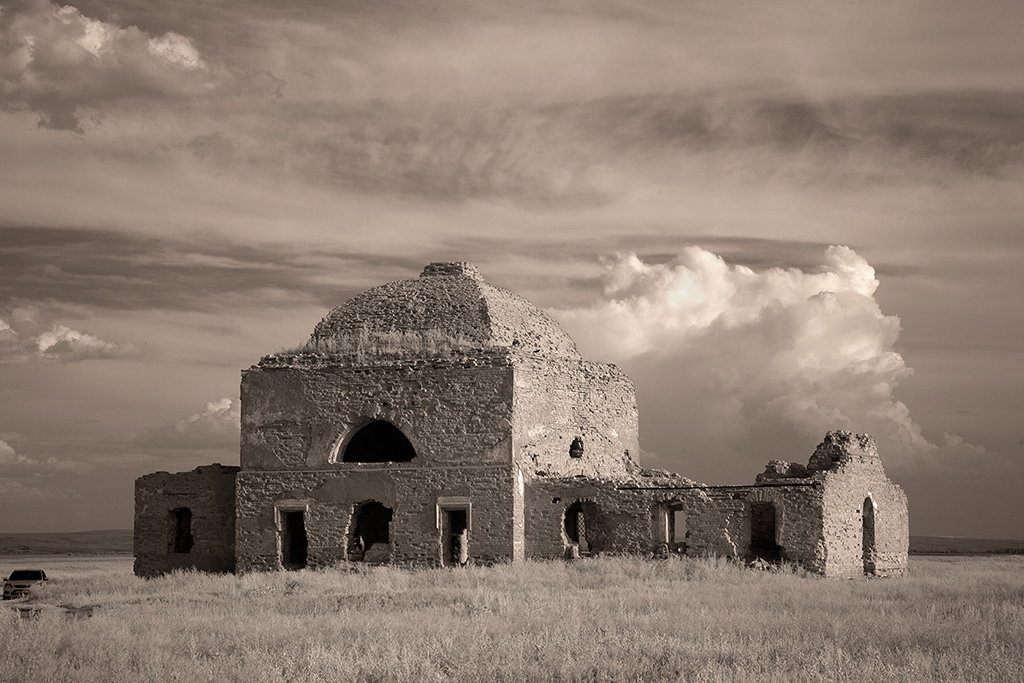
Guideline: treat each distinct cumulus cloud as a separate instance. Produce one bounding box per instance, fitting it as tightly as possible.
[0,304,139,363]
[551,247,993,474]
[0,0,209,131]
[127,398,240,450]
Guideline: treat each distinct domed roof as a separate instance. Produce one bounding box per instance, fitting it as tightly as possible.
[307,262,581,359]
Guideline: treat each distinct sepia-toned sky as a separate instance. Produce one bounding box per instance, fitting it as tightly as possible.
[1,0,1021,538]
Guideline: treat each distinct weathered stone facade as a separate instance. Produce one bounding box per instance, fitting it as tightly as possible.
[133,464,239,577]
[134,262,909,577]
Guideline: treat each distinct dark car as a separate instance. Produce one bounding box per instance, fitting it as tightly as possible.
[3,569,47,600]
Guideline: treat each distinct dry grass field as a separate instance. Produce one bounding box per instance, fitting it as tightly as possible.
[2,554,1023,682]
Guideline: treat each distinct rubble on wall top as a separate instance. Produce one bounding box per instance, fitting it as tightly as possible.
[807,430,879,472]
[756,460,810,482]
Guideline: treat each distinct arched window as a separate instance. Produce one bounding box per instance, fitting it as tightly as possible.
[343,420,416,463]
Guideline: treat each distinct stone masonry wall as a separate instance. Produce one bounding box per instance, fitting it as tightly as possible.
[235,464,518,571]
[819,458,909,577]
[525,475,830,573]
[241,351,515,470]
[512,356,639,479]
[133,464,239,577]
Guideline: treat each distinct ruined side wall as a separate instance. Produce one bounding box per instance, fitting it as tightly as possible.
[240,352,515,470]
[524,477,829,573]
[524,479,651,558]
[742,485,826,571]
[133,465,239,578]
[512,357,639,479]
[820,458,909,577]
[235,465,518,571]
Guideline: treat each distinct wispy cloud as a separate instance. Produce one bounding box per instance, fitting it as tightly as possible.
[0,304,139,363]
[126,397,240,450]
[0,438,92,473]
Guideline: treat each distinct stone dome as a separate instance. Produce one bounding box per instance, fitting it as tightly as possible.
[307,262,581,358]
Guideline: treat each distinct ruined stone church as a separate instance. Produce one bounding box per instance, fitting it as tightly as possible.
[134,262,909,578]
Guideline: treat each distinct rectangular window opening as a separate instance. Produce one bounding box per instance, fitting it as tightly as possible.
[169,508,193,554]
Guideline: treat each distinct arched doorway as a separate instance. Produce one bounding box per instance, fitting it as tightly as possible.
[862,496,876,575]
[342,421,416,463]
[563,501,602,556]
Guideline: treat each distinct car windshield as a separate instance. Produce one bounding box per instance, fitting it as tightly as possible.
[8,570,44,581]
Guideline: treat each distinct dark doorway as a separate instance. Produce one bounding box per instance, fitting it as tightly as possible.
[862,497,876,575]
[281,510,308,570]
[169,508,193,554]
[343,421,416,463]
[441,508,469,567]
[349,501,393,561]
[750,501,781,561]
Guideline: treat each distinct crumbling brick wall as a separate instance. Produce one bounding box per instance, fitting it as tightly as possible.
[133,464,239,577]
[241,352,516,470]
[819,458,909,577]
[235,465,521,570]
[512,355,639,479]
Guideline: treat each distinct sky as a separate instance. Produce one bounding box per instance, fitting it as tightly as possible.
[0,0,1021,539]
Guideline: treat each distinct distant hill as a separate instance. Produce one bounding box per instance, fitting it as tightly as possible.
[1,530,1021,557]
[0,530,133,555]
[909,536,1024,555]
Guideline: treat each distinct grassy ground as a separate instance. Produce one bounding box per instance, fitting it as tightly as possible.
[6,530,1024,557]
[2,555,1023,682]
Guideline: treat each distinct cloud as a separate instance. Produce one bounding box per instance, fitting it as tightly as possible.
[550,247,1000,475]
[0,0,210,131]
[0,304,139,362]
[168,90,1024,207]
[127,397,240,450]
[0,438,92,472]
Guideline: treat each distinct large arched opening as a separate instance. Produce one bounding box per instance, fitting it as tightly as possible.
[342,420,416,463]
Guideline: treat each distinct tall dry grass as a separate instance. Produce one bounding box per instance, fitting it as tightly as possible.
[278,329,479,362]
[2,555,1023,682]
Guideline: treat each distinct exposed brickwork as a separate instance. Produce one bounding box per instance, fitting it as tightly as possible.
[240,352,516,471]
[512,355,639,479]
[134,263,908,578]
[133,464,239,577]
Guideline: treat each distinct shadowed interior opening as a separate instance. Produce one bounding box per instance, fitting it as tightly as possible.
[169,508,193,554]
[343,420,416,463]
[281,510,307,570]
[750,501,781,562]
[863,496,876,575]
